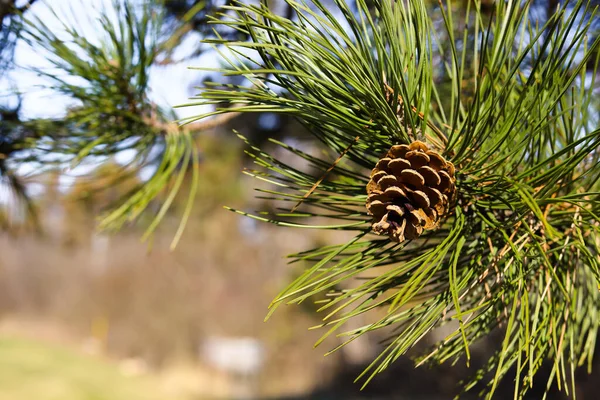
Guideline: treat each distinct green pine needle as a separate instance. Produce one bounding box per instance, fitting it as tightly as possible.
[184,0,600,397]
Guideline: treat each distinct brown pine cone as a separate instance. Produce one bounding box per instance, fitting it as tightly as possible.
[366,141,456,242]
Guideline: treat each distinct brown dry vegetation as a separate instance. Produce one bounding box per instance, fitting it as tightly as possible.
[0,132,367,398]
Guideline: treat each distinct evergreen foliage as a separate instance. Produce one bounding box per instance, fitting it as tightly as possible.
[1,0,599,397]
[184,0,600,397]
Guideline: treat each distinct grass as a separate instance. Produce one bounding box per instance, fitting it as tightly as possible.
[0,335,187,400]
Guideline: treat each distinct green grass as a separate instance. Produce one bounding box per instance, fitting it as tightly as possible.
[0,335,182,400]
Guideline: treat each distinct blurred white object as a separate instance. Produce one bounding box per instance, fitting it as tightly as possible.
[202,336,265,399]
[202,336,264,375]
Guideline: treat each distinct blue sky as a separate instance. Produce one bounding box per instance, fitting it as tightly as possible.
[1,0,215,121]
[0,0,222,199]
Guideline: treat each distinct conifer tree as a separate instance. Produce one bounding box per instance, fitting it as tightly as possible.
[184,0,600,397]
[1,0,599,398]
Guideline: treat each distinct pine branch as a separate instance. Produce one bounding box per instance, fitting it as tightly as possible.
[1,0,203,243]
[182,0,600,397]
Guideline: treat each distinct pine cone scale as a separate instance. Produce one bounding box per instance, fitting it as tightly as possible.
[418,166,441,186]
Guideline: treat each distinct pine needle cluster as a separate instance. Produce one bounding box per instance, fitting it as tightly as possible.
[184,0,600,397]
[2,0,599,396]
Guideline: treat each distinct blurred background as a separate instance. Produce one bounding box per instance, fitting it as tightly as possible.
[0,0,599,399]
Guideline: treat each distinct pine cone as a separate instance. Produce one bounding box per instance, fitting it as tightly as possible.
[366,141,456,242]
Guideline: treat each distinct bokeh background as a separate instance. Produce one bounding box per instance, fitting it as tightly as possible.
[1,0,599,399]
